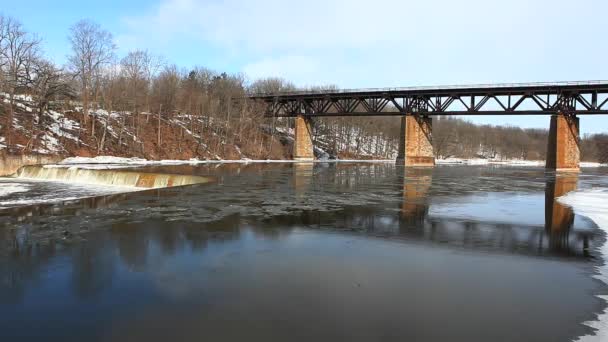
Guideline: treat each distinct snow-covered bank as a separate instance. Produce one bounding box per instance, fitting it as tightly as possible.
[436,158,608,167]
[53,156,395,169]
[436,158,543,166]
[559,190,608,342]
[50,156,608,170]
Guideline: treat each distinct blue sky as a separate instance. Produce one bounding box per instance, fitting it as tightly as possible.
[2,0,607,134]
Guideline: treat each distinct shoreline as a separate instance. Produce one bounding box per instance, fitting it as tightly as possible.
[45,155,608,169]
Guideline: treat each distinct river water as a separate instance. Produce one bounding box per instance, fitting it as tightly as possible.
[0,163,607,342]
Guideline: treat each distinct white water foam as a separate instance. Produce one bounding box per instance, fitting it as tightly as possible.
[559,189,608,341]
[0,183,31,197]
[0,178,138,210]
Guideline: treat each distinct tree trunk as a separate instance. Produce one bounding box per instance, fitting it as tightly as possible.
[158,104,162,147]
[6,91,14,149]
[83,81,89,125]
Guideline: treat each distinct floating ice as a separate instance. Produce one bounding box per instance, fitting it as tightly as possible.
[559,189,608,342]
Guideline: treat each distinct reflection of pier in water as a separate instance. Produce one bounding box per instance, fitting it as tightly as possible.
[544,174,588,255]
[0,164,600,305]
[0,163,596,260]
[290,166,594,258]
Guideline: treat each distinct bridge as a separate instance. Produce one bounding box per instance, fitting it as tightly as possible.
[249,81,608,171]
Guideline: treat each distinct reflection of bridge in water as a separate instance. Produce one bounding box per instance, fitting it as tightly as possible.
[292,164,593,258]
[0,163,598,305]
[0,163,596,261]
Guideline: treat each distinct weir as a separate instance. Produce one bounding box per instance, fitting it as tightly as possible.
[0,154,62,177]
[13,166,213,189]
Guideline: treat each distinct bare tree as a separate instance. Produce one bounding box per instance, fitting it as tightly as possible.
[141,51,164,114]
[30,59,73,123]
[97,61,123,152]
[0,16,41,149]
[151,64,181,149]
[121,50,147,139]
[21,59,71,151]
[67,19,115,132]
[0,15,7,92]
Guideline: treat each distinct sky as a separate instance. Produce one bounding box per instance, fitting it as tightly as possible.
[1,0,607,134]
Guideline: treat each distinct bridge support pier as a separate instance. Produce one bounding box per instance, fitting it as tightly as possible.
[546,114,580,172]
[294,115,314,161]
[396,115,435,167]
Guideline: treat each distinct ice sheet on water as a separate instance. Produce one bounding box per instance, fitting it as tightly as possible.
[559,189,608,342]
[436,158,607,167]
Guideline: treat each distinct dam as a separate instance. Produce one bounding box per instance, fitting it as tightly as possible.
[13,165,213,189]
[0,163,214,210]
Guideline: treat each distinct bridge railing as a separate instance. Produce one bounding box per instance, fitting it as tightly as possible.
[249,80,608,97]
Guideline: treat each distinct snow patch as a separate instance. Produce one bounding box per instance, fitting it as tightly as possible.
[61,156,149,165]
[581,162,608,168]
[436,158,544,166]
[559,189,608,342]
[53,156,395,169]
[436,158,607,167]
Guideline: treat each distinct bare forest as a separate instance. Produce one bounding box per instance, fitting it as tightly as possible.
[0,16,606,162]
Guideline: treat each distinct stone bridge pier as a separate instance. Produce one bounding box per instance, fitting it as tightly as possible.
[294,115,315,161]
[291,112,581,171]
[396,115,435,167]
[546,114,580,171]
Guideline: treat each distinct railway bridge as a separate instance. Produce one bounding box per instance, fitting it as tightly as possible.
[249,81,608,171]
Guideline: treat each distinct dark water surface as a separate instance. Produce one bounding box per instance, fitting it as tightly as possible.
[1,163,608,342]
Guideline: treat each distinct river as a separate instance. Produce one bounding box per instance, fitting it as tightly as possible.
[0,163,607,341]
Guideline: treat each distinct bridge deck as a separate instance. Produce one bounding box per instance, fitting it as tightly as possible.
[249,81,608,117]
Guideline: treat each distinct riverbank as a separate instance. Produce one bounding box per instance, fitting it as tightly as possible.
[52,155,608,169]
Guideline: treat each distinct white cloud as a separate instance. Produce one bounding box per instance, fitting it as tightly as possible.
[116,0,608,132]
[122,0,556,51]
[243,55,319,82]
[119,0,608,87]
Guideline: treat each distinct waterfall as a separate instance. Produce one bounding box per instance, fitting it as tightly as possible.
[13,165,213,189]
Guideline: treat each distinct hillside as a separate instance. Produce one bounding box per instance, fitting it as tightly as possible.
[0,93,292,160]
[2,94,607,163]
[1,93,398,161]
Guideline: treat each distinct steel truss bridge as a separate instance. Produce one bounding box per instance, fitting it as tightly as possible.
[249,81,608,117]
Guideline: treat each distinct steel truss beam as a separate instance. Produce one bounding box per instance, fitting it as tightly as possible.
[250,82,608,117]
